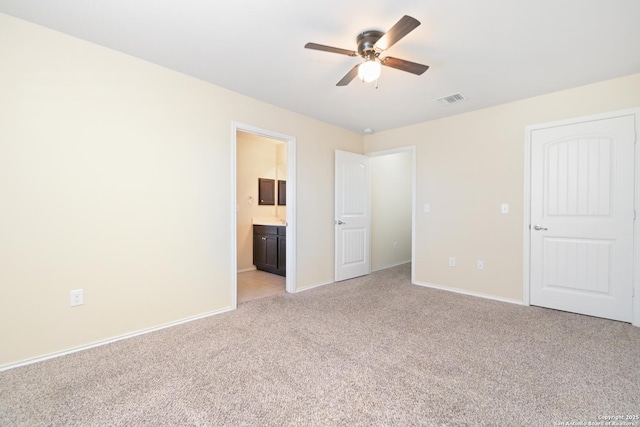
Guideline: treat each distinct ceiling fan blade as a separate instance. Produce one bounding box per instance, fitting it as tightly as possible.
[336,64,361,86]
[304,42,357,57]
[380,57,429,75]
[374,15,421,51]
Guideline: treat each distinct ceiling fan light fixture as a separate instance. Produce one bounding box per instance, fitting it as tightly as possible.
[305,15,428,87]
[358,59,381,83]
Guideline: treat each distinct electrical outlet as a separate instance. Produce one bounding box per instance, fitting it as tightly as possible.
[477,260,484,270]
[449,257,456,267]
[70,289,84,307]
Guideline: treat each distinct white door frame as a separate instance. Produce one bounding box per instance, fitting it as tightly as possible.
[231,122,297,309]
[365,146,417,284]
[522,108,640,326]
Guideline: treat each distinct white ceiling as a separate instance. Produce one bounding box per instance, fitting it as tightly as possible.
[1,0,639,134]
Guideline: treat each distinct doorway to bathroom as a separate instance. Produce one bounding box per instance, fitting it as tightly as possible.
[232,123,296,306]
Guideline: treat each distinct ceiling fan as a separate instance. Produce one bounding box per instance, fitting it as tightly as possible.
[305,15,429,86]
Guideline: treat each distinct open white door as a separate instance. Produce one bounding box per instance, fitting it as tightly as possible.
[529,114,635,322]
[335,150,371,281]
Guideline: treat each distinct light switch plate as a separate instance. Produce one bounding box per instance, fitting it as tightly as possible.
[501,203,509,214]
[423,203,430,213]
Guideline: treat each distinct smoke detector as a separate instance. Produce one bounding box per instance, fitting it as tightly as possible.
[435,93,466,105]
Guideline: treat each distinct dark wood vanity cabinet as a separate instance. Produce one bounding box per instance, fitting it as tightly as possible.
[253,225,286,276]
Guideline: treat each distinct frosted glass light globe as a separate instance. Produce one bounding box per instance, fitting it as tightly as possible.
[358,60,381,83]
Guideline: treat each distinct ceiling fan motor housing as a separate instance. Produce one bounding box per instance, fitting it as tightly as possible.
[357,30,384,59]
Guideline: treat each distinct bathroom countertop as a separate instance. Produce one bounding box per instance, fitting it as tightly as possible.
[252,217,286,226]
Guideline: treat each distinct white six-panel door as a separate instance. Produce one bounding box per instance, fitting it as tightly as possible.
[530,115,635,322]
[335,150,371,281]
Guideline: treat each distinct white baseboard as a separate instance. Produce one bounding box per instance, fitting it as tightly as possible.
[413,280,524,306]
[0,306,235,372]
[237,267,257,273]
[294,280,334,293]
[372,260,411,272]
[296,263,411,293]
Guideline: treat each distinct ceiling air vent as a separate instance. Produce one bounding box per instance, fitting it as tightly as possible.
[435,93,466,105]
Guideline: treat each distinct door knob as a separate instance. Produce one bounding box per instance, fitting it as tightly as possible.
[533,225,548,231]
[335,220,346,225]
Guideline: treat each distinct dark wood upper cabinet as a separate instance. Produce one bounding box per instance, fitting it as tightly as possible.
[278,180,286,206]
[258,178,275,205]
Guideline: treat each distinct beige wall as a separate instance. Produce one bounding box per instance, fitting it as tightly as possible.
[276,142,287,219]
[364,73,640,302]
[3,11,639,368]
[277,143,287,182]
[0,14,362,367]
[370,151,412,270]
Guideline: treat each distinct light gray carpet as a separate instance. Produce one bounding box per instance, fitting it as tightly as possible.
[1,264,639,426]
